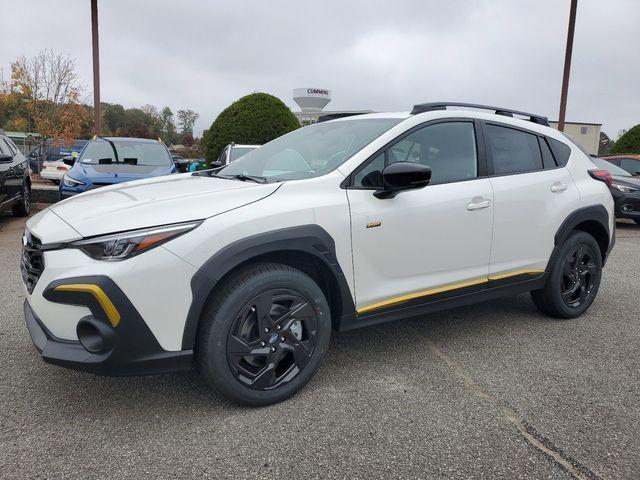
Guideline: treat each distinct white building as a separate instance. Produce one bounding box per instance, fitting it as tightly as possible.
[549,121,601,155]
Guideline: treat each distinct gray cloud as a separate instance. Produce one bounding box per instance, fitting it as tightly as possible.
[1,0,638,138]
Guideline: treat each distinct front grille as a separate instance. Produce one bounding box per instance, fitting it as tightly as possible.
[21,232,45,294]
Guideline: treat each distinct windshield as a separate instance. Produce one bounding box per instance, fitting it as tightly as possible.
[78,139,172,166]
[591,157,631,177]
[216,118,402,181]
[229,146,257,162]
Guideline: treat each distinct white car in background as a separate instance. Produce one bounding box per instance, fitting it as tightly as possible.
[40,158,71,184]
[214,143,260,166]
[21,102,615,406]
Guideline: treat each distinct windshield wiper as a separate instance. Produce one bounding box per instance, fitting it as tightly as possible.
[217,173,268,184]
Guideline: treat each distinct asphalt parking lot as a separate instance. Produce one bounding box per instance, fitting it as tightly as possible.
[1,212,639,480]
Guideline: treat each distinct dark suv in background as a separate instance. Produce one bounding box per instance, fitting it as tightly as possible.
[602,155,640,176]
[0,130,30,217]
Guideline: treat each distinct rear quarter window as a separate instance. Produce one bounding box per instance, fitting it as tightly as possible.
[547,137,572,167]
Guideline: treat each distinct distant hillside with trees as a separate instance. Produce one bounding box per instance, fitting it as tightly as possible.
[0,49,199,149]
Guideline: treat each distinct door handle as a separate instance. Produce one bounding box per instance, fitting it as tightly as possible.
[550,182,568,193]
[466,198,491,211]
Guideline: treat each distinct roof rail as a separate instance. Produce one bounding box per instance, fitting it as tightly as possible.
[410,102,549,127]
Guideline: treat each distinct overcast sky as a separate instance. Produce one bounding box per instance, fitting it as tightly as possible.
[1,0,638,138]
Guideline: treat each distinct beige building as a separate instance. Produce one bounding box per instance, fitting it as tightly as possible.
[548,121,601,155]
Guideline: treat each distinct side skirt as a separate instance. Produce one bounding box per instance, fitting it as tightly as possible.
[339,275,545,332]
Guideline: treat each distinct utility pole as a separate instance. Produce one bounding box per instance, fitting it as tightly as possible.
[558,0,577,132]
[91,0,101,135]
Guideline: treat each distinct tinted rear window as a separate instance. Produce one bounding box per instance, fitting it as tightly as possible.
[485,124,543,175]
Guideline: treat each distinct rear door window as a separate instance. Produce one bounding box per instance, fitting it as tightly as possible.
[485,124,542,175]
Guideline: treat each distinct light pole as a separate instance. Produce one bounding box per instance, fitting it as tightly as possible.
[91,0,101,135]
[558,0,578,132]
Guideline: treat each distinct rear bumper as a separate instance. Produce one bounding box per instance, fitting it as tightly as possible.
[24,294,193,376]
[41,170,66,181]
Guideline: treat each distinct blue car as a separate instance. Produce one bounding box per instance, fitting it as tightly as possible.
[60,137,178,199]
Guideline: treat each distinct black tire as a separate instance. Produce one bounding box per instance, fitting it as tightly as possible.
[197,262,331,406]
[12,181,30,217]
[531,231,602,319]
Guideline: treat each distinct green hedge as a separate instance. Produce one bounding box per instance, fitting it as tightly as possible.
[203,93,300,163]
[612,124,640,154]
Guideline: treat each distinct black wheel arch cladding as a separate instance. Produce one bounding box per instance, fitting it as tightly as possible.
[549,204,612,269]
[182,225,356,350]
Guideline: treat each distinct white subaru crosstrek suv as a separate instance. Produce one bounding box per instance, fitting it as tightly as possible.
[22,102,615,405]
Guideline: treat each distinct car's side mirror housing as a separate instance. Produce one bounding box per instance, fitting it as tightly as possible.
[62,155,76,166]
[635,170,640,177]
[210,161,223,168]
[0,154,13,163]
[374,162,431,199]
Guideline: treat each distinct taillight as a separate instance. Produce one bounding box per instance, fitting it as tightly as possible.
[57,166,68,171]
[588,169,612,187]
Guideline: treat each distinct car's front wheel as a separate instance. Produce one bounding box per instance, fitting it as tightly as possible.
[197,262,331,406]
[531,231,602,319]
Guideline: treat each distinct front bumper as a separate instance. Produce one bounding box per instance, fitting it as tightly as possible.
[612,190,640,219]
[24,276,193,376]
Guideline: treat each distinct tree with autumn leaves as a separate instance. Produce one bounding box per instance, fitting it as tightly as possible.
[1,50,200,149]
[1,50,89,146]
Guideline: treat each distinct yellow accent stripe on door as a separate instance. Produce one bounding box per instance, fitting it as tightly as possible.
[356,269,545,315]
[357,276,488,314]
[54,284,121,327]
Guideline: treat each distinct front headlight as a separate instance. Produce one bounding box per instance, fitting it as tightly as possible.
[71,221,201,260]
[611,183,638,193]
[63,174,84,187]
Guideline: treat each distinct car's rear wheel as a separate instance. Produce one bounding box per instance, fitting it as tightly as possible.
[197,262,331,406]
[531,231,602,319]
[12,182,30,217]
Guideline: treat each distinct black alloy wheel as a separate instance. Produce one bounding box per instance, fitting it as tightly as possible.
[560,244,598,308]
[197,262,331,406]
[531,231,602,319]
[227,289,318,390]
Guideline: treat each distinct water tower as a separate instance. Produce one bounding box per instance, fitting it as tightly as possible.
[293,88,331,115]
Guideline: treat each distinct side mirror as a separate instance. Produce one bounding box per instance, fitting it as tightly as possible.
[210,161,222,168]
[635,171,640,177]
[374,162,431,199]
[62,155,76,166]
[0,154,13,163]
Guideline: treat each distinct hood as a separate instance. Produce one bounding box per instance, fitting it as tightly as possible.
[50,173,281,237]
[71,162,174,183]
[611,175,640,188]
